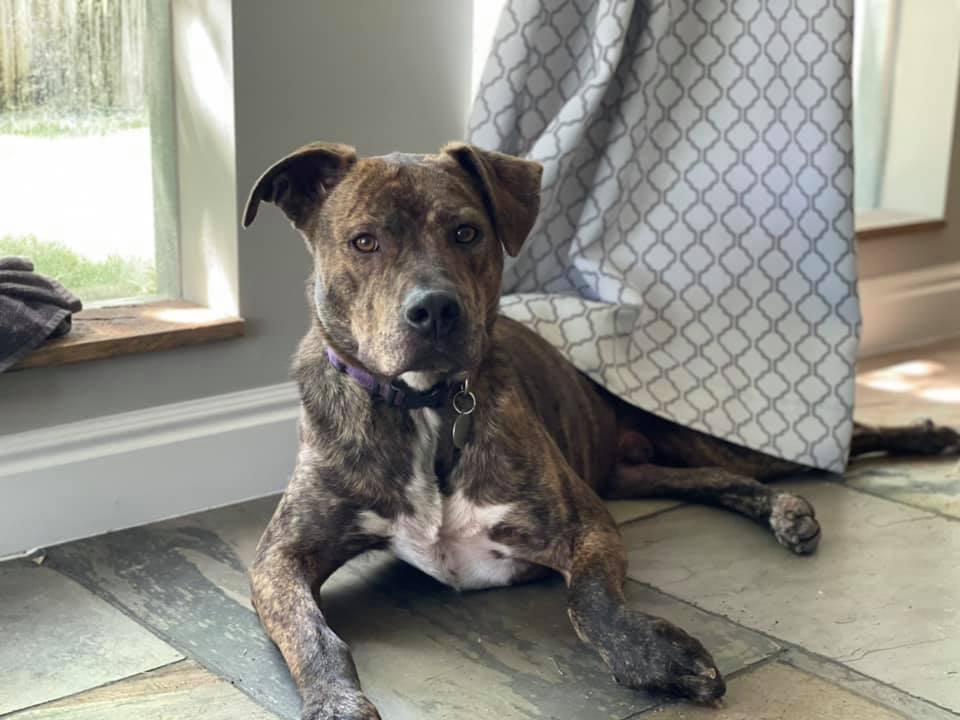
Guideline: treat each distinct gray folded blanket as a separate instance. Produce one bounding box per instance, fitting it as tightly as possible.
[0,257,83,372]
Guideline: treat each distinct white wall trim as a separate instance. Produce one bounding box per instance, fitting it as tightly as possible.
[859,261,960,357]
[174,0,239,314]
[0,383,300,559]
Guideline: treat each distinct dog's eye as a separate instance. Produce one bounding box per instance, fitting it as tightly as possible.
[351,234,379,253]
[454,224,479,244]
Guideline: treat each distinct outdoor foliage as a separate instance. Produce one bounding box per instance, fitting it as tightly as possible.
[0,1,156,303]
[0,234,156,303]
[0,107,143,135]
[0,0,147,116]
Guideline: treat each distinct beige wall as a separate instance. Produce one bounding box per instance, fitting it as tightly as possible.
[0,0,473,435]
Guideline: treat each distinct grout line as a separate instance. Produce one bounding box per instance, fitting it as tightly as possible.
[835,478,960,523]
[719,648,790,681]
[615,502,690,527]
[781,649,960,719]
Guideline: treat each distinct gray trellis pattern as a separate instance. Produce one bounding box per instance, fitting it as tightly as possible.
[470,0,860,472]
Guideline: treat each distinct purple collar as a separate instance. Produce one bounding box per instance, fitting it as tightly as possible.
[325,347,454,410]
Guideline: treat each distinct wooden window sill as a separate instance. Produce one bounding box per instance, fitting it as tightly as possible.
[10,300,244,371]
[855,209,946,240]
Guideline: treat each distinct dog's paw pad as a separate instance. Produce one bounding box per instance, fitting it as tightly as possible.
[770,493,820,554]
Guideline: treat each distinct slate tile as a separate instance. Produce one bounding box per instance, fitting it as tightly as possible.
[0,561,181,715]
[621,481,960,712]
[152,495,280,569]
[782,649,960,720]
[844,456,960,519]
[5,660,279,720]
[644,662,903,720]
[323,565,780,720]
[44,525,303,719]
[47,514,779,720]
[856,341,960,413]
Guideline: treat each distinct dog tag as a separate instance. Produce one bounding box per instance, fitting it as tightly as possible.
[451,380,477,450]
[452,413,472,450]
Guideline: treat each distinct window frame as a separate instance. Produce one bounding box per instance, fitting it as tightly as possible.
[6,0,243,371]
[147,0,181,302]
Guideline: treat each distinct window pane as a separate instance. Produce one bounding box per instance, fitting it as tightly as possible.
[0,0,175,305]
[854,0,960,219]
[853,0,896,212]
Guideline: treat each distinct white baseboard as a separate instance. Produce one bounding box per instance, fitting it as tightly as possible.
[0,382,301,558]
[859,262,960,358]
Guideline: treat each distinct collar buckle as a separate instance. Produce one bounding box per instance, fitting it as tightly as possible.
[382,381,403,407]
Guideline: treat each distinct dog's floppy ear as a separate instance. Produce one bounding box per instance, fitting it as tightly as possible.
[243,142,358,229]
[443,143,542,257]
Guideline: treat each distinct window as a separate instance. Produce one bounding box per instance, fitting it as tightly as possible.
[854,0,960,224]
[0,0,177,305]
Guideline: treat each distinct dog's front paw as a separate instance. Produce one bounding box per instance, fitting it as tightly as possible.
[769,493,820,554]
[605,610,725,704]
[302,690,381,720]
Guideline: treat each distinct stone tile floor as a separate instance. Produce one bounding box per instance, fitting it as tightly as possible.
[3,340,960,719]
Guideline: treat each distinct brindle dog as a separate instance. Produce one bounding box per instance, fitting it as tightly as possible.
[243,142,960,720]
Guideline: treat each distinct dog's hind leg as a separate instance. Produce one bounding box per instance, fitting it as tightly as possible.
[604,464,821,554]
[850,419,960,458]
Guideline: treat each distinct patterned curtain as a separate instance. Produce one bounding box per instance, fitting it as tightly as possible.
[470,0,859,472]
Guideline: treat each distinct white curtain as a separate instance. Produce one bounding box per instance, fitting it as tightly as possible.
[471,0,859,472]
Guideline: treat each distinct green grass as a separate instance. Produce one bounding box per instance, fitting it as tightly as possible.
[0,235,156,303]
[0,110,147,137]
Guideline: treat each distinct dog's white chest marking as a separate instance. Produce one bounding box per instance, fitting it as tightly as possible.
[359,410,525,590]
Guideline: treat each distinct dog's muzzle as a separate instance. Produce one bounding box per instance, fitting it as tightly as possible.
[403,289,462,340]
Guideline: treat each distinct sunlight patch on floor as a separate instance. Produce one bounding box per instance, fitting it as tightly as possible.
[858,359,960,404]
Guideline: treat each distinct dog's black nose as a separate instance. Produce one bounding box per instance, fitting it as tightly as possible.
[404,290,461,339]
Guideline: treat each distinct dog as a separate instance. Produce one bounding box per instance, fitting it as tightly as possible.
[242,141,960,720]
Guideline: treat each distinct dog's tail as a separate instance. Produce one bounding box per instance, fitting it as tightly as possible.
[850,419,960,459]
